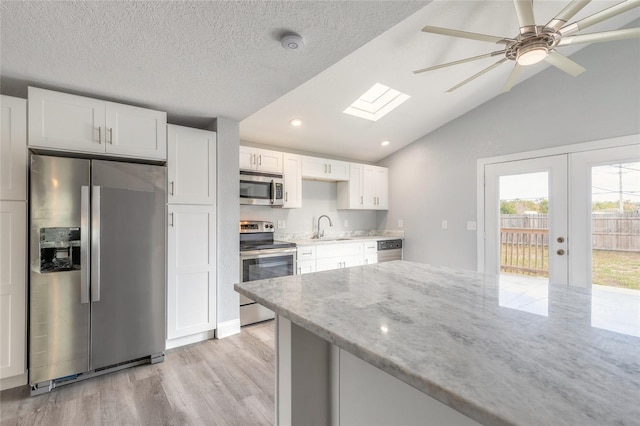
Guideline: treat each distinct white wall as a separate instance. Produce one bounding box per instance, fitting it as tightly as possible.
[240,180,378,237]
[377,36,640,270]
[210,118,240,327]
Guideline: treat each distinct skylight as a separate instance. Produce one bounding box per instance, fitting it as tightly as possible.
[343,83,410,121]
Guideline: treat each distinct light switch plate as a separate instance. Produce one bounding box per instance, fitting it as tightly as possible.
[441,220,448,230]
[398,219,404,228]
[467,221,477,231]
[278,220,286,229]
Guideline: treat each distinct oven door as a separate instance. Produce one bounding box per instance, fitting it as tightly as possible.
[240,248,296,306]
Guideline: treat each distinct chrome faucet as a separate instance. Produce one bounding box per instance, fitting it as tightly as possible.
[315,215,333,239]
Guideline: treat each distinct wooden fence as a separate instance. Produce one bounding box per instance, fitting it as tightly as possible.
[501,214,640,252]
[500,228,549,276]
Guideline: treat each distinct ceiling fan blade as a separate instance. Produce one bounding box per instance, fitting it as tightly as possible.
[560,0,640,36]
[559,27,640,46]
[446,58,508,92]
[513,0,536,34]
[544,51,586,77]
[544,0,591,32]
[421,26,508,44]
[413,51,505,74]
[502,64,524,92]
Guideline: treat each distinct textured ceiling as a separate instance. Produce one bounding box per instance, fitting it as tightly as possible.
[0,0,427,128]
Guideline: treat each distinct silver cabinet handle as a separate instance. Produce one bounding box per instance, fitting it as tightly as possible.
[98,126,102,144]
[91,186,101,302]
[361,196,363,205]
[251,154,255,165]
[302,251,312,255]
[329,164,332,174]
[285,192,288,202]
[169,212,174,227]
[170,181,175,196]
[108,127,113,144]
[324,164,327,173]
[80,186,90,304]
[258,154,262,166]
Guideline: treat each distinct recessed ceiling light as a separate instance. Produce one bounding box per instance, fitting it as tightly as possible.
[381,140,390,146]
[289,118,303,127]
[343,83,410,122]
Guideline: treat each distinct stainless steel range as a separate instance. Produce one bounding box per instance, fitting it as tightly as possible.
[239,221,296,326]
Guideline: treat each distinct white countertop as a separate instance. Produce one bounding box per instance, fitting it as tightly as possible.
[289,234,401,246]
[235,261,640,426]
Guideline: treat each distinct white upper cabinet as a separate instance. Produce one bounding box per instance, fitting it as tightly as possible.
[104,101,167,160]
[239,146,283,173]
[337,164,389,210]
[283,153,302,208]
[301,156,349,181]
[167,125,216,205]
[1,96,27,201]
[28,87,166,160]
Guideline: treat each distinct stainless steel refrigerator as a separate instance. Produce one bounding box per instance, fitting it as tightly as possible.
[29,154,166,394]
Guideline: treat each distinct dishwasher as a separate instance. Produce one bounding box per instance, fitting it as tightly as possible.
[377,239,403,262]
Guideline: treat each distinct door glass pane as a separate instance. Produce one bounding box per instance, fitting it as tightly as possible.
[498,172,549,315]
[590,162,640,336]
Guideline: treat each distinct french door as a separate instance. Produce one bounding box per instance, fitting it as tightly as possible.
[484,145,639,289]
[485,155,568,285]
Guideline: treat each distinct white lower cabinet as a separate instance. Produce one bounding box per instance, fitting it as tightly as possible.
[167,205,216,343]
[316,254,362,272]
[0,201,27,389]
[363,241,378,265]
[299,242,372,273]
[297,260,316,275]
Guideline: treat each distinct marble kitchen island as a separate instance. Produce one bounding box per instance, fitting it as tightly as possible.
[234,261,640,426]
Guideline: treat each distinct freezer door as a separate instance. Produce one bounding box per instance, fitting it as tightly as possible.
[90,160,166,370]
[29,155,91,385]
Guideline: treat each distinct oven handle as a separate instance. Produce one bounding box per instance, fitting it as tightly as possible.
[240,247,297,258]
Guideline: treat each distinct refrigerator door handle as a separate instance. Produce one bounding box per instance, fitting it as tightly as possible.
[80,186,90,304]
[91,186,101,302]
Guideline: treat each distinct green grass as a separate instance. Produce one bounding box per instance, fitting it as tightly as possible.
[592,250,640,290]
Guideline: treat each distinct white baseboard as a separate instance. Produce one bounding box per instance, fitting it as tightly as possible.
[0,371,28,391]
[165,330,216,350]
[215,318,241,339]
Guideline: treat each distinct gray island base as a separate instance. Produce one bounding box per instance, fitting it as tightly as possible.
[234,261,640,426]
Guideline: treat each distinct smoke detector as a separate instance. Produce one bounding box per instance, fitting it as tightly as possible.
[281,33,304,51]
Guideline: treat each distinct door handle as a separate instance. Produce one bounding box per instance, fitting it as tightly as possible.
[557,249,565,256]
[91,186,101,302]
[557,236,565,243]
[270,179,276,205]
[80,186,90,304]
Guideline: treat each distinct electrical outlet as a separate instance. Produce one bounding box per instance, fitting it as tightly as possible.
[277,220,286,229]
[398,219,404,228]
[467,221,477,231]
[344,219,349,228]
[441,220,448,230]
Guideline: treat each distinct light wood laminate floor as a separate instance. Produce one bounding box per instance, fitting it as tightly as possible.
[0,321,275,426]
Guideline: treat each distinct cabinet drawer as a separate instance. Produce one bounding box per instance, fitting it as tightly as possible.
[363,241,377,253]
[297,246,316,260]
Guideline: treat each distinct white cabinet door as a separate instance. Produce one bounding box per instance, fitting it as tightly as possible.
[1,96,27,201]
[337,163,364,209]
[316,257,344,272]
[167,125,216,205]
[0,201,26,382]
[28,87,105,154]
[327,160,350,181]
[297,260,316,275]
[239,146,283,173]
[373,167,389,210]
[167,205,216,340]
[283,153,302,208]
[105,102,167,160]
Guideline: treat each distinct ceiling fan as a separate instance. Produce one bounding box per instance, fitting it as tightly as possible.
[413,0,640,92]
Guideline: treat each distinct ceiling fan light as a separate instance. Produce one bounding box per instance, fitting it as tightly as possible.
[517,46,548,66]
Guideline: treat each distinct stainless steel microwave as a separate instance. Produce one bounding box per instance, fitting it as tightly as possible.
[240,170,285,206]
